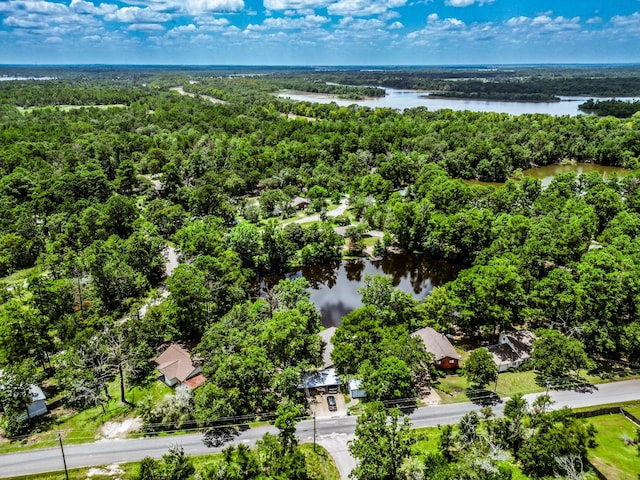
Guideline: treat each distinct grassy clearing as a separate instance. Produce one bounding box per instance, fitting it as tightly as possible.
[300,443,341,480]
[5,445,338,480]
[587,413,640,480]
[0,378,172,454]
[573,400,640,414]
[6,463,138,480]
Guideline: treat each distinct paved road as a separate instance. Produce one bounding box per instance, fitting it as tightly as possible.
[1,379,639,478]
[293,197,349,224]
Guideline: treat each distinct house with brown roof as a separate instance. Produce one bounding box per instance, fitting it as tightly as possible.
[411,326,461,369]
[486,330,535,372]
[291,196,310,210]
[154,344,205,388]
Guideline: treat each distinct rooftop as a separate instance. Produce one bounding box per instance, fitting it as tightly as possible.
[411,326,460,361]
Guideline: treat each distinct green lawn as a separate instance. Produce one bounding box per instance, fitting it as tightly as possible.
[495,370,545,397]
[0,265,41,284]
[624,404,640,418]
[410,425,442,455]
[587,414,640,480]
[433,373,470,403]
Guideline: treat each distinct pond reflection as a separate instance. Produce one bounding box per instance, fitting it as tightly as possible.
[257,254,463,328]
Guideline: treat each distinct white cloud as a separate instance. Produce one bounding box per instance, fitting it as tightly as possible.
[445,0,493,6]
[0,1,68,14]
[70,0,118,16]
[328,0,407,16]
[337,16,385,29]
[505,14,581,35]
[263,0,331,10]
[44,36,63,43]
[389,21,403,29]
[246,14,329,31]
[126,23,166,31]
[105,7,172,23]
[407,13,497,47]
[82,34,103,41]
[586,16,602,25]
[168,23,198,34]
[119,0,244,14]
[611,12,640,28]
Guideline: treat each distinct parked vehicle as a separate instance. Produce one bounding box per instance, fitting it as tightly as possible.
[328,386,339,394]
[327,395,337,411]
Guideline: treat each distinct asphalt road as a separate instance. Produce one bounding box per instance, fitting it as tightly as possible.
[1,378,639,479]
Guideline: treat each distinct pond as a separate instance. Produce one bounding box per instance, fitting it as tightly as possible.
[278,88,640,116]
[258,254,464,328]
[521,163,631,187]
[465,163,632,189]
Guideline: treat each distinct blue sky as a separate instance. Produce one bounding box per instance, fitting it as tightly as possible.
[1,0,640,65]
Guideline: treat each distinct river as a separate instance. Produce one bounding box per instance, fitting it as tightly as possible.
[278,88,640,116]
[258,254,464,328]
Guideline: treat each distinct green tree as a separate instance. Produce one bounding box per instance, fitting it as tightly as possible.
[531,329,595,379]
[463,348,498,389]
[349,401,414,480]
[133,446,194,480]
[360,356,415,401]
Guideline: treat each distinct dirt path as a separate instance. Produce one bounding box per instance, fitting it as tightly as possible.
[170,86,226,104]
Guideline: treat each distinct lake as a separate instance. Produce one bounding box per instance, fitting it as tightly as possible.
[258,254,463,328]
[278,88,640,116]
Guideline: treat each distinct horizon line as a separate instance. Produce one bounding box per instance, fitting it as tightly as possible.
[2,62,640,68]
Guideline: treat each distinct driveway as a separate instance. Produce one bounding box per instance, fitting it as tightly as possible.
[310,393,348,418]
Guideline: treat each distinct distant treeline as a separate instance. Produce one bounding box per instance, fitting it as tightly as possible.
[579,98,640,118]
[0,79,149,107]
[269,76,385,99]
[306,68,640,100]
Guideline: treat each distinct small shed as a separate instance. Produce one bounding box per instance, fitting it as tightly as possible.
[27,385,48,418]
[348,378,367,399]
[411,326,461,369]
[155,344,203,387]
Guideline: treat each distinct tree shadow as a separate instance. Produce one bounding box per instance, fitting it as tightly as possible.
[202,426,240,448]
[466,388,501,406]
[534,374,598,393]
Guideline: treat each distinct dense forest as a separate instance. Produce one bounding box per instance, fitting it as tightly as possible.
[579,98,640,118]
[0,67,640,477]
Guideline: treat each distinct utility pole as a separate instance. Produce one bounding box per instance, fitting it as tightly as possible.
[545,379,550,396]
[313,411,316,453]
[58,432,69,480]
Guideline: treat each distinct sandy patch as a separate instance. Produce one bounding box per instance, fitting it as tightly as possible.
[420,389,442,406]
[98,417,141,439]
[86,464,124,478]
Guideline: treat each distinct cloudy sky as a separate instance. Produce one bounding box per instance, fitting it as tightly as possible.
[1,0,640,65]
